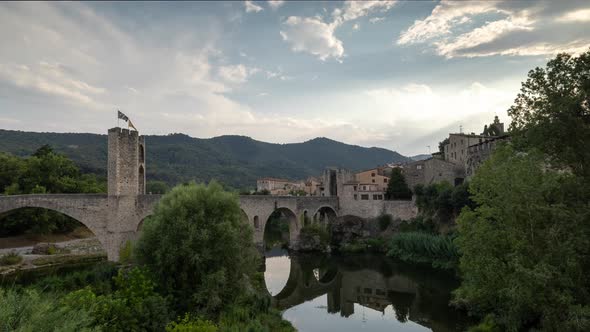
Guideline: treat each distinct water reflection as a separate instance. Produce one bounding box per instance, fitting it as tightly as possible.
[264,250,473,332]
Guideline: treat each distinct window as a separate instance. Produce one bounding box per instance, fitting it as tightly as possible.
[384,178,387,183]
[364,288,372,294]
[353,194,358,200]
[361,194,369,200]
[371,173,375,177]
[363,186,366,190]
[417,165,422,170]
[373,194,378,200]
[376,289,386,296]
[353,186,357,191]
[373,194,383,200]
[371,179,375,183]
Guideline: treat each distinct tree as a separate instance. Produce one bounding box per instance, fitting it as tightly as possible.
[134,182,260,315]
[385,168,412,200]
[508,49,590,178]
[438,138,450,153]
[454,145,590,331]
[146,180,169,194]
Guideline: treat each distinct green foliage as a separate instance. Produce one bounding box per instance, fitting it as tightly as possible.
[166,314,218,332]
[300,223,330,245]
[218,305,294,332]
[339,237,388,254]
[385,168,412,200]
[264,213,289,250]
[454,145,590,330]
[0,145,106,236]
[398,216,437,234]
[147,180,170,194]
[377,214,392,231]
[33,262,118,294]
[62,267,171,331]
[438,138,450,153]
[387,232,458,270]
[0,130,409,189]
[0,252,23,266]
[134,181,260,315]
[467,315,502,332]
[413,181,474,225]
[508,49,590,179]
[119,240,134,264]
[0,288,98,332]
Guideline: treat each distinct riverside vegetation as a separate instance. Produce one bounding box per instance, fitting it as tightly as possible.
[0,182,294,331]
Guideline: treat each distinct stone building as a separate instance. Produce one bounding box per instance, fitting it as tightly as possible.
[256,177,304,196]
[465,134,510,178]
[402,157,464,189]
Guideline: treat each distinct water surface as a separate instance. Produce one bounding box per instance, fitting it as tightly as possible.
[264,249,472,332]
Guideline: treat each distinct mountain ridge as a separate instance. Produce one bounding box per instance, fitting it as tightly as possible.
[0,129,409,189]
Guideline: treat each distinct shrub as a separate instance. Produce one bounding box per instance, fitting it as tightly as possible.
[377,214,392,231]
[387,232,458,269]
[134,182,260,315]
[119,240,133,264]
[166,314,218,332]
[62,267,171,331]
[0,252,23,266]
[299,223,330,245]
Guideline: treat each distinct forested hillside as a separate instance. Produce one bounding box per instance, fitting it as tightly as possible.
[0,129,408,189]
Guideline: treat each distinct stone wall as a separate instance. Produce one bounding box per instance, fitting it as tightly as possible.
[403,158,464,189]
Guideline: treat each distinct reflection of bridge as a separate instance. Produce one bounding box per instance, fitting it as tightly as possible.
[266,254,471,331]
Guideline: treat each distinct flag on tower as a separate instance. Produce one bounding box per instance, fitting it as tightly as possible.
[117,110,129,121]
[128,119,138,131]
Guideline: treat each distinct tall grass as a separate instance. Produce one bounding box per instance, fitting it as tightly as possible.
[0,288,98,332]
[387,232,458,270]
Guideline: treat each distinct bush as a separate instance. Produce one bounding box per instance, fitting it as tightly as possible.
[119,240,133,264]
[62,267,171,331]
[0,252,23,266]
[339,238,387,254]
[166,314,218,332]
[387,232,458,269]
[299,223,330,245]
[377,214,392,231]
[134,182,260,315]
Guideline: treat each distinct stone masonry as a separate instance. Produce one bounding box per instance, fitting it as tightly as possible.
[0,127,419,261]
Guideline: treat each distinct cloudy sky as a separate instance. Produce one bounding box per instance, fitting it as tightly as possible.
[1,1,589,155]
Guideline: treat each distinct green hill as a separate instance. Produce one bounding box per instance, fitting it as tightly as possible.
[0,129,408,189]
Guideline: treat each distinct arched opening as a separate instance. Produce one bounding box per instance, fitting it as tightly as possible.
[263,207,296,252]
[138,165,145,194]
[0,207,105,265]
[313,206,337,226]
[302,210,310,226]
[139,144,145,163]
[253,216,260,229]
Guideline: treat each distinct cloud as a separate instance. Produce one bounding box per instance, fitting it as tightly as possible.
[352,23,360,31]
[0,62,106,107]
[280,16,344,61]
[280,0,398,61]
[397,1,590,58]
[244,1,263,13]
[369,17,385,24]
[557,8,590,22]
[267,0,284,10]
[217,64,258,83]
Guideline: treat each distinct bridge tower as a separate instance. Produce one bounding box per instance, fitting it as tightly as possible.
[108,127,146,195]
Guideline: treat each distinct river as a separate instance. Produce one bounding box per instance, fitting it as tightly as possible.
[264,248,473,332]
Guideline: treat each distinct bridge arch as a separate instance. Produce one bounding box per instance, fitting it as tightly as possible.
[263,207,298,248]
[313,205,338,225]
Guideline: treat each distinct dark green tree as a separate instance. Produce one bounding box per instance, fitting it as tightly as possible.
[508,49,590,178]
[134,182,260,315]
[454,145,590,330]
[385,168,412,200]
[146,180,169,194]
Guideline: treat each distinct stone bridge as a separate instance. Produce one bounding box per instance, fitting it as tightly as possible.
[0,193,339,261]
[0,127,416,261]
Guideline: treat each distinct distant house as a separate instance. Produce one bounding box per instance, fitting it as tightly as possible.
[256,177,304,196]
